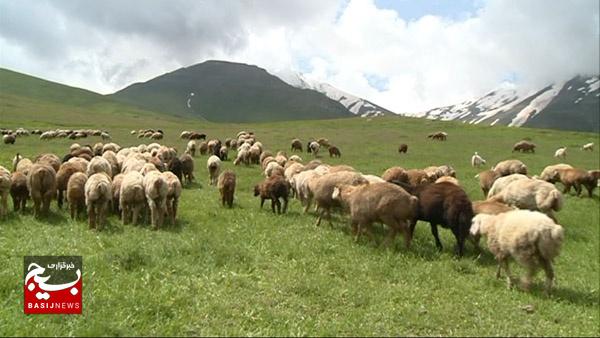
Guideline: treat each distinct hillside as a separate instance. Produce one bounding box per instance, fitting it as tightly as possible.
[110,60,353,122]
[417,75,600,132]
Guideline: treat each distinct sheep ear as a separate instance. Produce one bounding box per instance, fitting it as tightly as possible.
[332,187,340,199]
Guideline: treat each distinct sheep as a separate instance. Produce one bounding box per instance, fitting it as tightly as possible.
[261,156,276,170]
[26,164,57,217]
[554,147,567,159]
[404,182,474,257]
[66,172,88,220]
[148,156,165,173]
[162,171,182,225]
[85,173,112,230]
[13,154,33,175]
[234,148,250,166]
[512,140,536,153]
[3,134,16,144]
[219,146,229,161]
[309,171,369,226]
[229,139,238,150]
[206,155,221,186]
[198,141,208,155]
[111,173,124,215]
[309,141,320,157]
[317,138,330,147]
[406,169,435,187]
[329,146,341,158]
[590,170,600,186]
[10,171,28,212]
[264,161,284,178]
[471,152,486,168]
[582,142,594,151]
[555,168,597,197]
[489,179,563,222]
[102,151,120,177]
[0,166,10,218]
[328,165,356,173]
[291,139,303,152]
[274,154,287,167]
[472,200,516,215]
[119,171,146,225]
[428,131,447,140]
[291,169,323,212]
[333,182,418,246]
[35,153,61,172]
[398,143,408,154]
[143,171,168,229]
[382,167,409,184]
[539,164,573,183]
[253,175,290,214]
[423,166,444,181]
[435,176,460,186]
[121,157,145,175]
[189,132,206,140]
[217,170,236,208]
[56,162,85,209]
[102,142,121,154]
[249,144,262,164]
[492,159,528,176]
[185,140,197,157]
[470,210,564,293]
[476,170,500,197]
[362,174,385,184]
[167,157,183,183]
[150,132,163,140]
[180,131,192,139]
[87,156,112,177]
[288,155,302,163]
[487,174,530,199]
[100,132,111,141]
[303,159,323,171]
[140,163,159,176]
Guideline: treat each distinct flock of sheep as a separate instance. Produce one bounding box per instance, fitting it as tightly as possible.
[1,127,598,295]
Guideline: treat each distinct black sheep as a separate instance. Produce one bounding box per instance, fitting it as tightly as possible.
[167,157,183,183]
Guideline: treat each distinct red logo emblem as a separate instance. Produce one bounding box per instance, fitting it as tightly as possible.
[24,256,82,314]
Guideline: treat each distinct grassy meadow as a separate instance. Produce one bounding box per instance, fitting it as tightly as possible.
[0,111,599,335]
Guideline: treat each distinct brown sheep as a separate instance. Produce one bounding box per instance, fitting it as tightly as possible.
[382,167,409,184]
[111,173,125,215]
[180,154,195,185]
[0,166,10,218]
[512,140,536,153]
[85,173,112,230]
[260,151,274,166]
[328,165,356,173]
[56,162,85,210]
[556,168,597,197]
[198,141,208,155]
[428,131,447,141]
[472,200,516,215]
[477,170,500,197]
[398,143,408,154]
[254,175,290,214]
[35,153,61,172]
[328,146,341,158]
[406,169,435,187]
[291,139,303,152]
[161,171,182,225]
[10,171,28,212]
[27,164,57,217]
[217,170,236,208]
[492,159,528,176]
[309,171,368,226]
[66,172,88,220]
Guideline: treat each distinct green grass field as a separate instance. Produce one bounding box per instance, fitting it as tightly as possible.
[1,111,599,336]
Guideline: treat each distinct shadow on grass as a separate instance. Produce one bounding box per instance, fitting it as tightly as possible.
[546,286,600,307]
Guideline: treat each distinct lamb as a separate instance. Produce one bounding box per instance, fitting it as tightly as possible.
[555,168,597,197]
[27,164,57,217]
[554,147,567,159]
[85,173,112,230]
[309,171,368,226]
[333,182,418,246]
[471,152,486,168]
[512,140,536,153]
[470,210,564,293]
[143,171,168,229]
[398,143,408,154]
[487,174,530,199]
[492,159,528,176]
[539,164,573,183]
[161,171,182,225]
[405,182,474,257]
[582,142,594,151]
[382,167,409,185]
[489,179,563,221]
[476,170,500,197]
[87,156,112,177]
[10,171,28,212]
[3,134,16,144]
[66,172,87,220]
[206,155,221,186]
[56,162,85,209]
[291,139,303,152]
[0,166,10,218]
[217,170,236,208]
[329,146,341,158]
[309,141,320,157]
[253,175,290,214]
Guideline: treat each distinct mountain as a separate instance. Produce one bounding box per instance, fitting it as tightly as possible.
[416,75,600,132]
[282,73,392,117]
[109,60,353,122]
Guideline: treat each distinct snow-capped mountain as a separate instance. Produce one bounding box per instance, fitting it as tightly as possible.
[417,75,599,132]
[282,72,392,118]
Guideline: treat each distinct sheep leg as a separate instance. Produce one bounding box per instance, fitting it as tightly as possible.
[353,221,361,242]
[316,208,325,226]
[57,190,64,209]
[574,183,582,197]
[520,265,535,292]
[260,198,265,209]
[122,206,129,225]
[172,198,178,224]
[70,202,76,220]
[12,196,19,212]
[97,202,106,231]
[20,197,27,213]
[282,196,288,214]
[541,258,555,294]
[409,219,418,237]
[400,221,412,249]
[562,184,571,194]
[451,227,465,257]
[88,204,96,229]
[500,258,514,289]
[430,224,444,251]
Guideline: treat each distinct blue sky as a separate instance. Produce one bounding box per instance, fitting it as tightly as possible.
[374,0,483,21]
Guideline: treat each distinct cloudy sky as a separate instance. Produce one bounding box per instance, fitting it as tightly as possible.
[0,0,598,113]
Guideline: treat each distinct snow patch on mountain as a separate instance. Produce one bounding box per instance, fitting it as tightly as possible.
[509,82,563,126]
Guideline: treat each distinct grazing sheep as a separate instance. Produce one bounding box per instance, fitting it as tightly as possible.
[148,156,165,173]
[382,167,409,185]
[249,144,262,164]
[217,170,236,208]
[102,142,121,154]
[56,162,85,209]
[317,138,330,147]
[180,131,192,139]
[582,142,594,151]
[492,159,528,176]
[476,170,500,197]
[309,141,320,157]
[471,152,486,168]
[121,157,145,175]
[111,173,124,215]
[309,171,368,226]
[167,157,183,183]
[102,151,120,177]
[119,172,146,225]
[512,140,536,153]
[233,148,250,166]
[161,171,182,225]
[428,131,447,141]
[406,169,435,187]
[405,182,474,256]
[13,154,33,176]
[362,174,385,184]
[85,173,112,230]
[398,143,408,154]
[198,141,208,155]
[254,175,290,214]
[189,132,206,140]
[27,164,57,217]
[185,140,197,157]
[470,210,564,293]
[589,170,600,185]
[87,156,112,177]
[66,172,88,220]
[291,139,303,152]
[288,155,302,163]
[143,171,168,229]
[554,147,567,159]
[489,179,563,221]
[333,182,418,246]
[150,132,163,140]
[100,132,111,141]
[219,146,229,161]
[487,174,530,199]
[206,155,221,186]
[328,165,356,173]
[302,159,323,171]
[264,161,284,178]
[472,200,516,215]
[35,153,61,172]
[10,171,28,212]
[555,168,597,197]
[328,146,341,158]
[291,169,325,212]
[3,134,16,144]
[274,154,287,167]
[539,164,573,183]
[261,156,276,170]
[435,176,460,186]
[0,166,10,218]
[140,163,159,176]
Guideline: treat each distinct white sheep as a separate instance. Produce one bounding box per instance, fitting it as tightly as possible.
[471,152,486,168]
[288,155,302,163]
[487,174,530,198]
[206,155,222,186]
[582,142,594,151]
[539,164,573,183]
[309,141,320,157]
[264,161,284,178]
[143,171,168,229]
[489,178,563,221]
[470,210,564,293]
[554,147,567,159]
[185,140,197,157]
[119,171,146,225]
[84,173,112,230]
[161,171,182,225]
[87,156,112,177]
